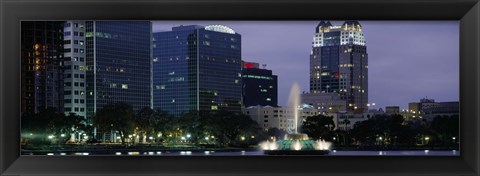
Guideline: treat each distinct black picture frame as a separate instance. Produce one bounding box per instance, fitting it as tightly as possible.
[1,0,479,175]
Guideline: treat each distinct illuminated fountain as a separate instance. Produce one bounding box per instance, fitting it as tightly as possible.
[261,83,332,155]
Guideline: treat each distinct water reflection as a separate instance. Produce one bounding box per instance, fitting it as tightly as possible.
[26,150,459,156]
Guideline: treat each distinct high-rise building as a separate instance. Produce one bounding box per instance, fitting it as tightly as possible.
[309,21,368,113]
[241,61,278,107]
[153,25,242,116]
[63,21,87,118]
[21,21,65,114]
[85,21,152,119]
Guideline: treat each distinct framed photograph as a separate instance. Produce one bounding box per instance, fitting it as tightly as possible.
[1,0,479,176]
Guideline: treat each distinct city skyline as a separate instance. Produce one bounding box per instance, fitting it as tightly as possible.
[153,21,459,109]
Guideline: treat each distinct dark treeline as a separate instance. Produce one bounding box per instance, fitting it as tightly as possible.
[300,114,459,150]
[22,102,459,150]
[22,102,267,147]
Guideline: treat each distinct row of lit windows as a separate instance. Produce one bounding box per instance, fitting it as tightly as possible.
[64,22,84,29]
[242,75,274,80]
[65,57,85,62]
[64,40,85,46]
[109,84,129,89]
[64,48,85,53]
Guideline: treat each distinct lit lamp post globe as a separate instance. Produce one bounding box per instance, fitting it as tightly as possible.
[260,83,332,155]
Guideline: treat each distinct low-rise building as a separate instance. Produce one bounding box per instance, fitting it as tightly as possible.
[301,92,347,113]
[406,98,459,121]
[385,106,400,115]
[242,105,319,133]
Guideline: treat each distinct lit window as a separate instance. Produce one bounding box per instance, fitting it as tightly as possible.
[211,105,218,110]
[121,84,128,89]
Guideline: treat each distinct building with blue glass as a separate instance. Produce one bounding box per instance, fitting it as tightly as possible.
[241,61,278,107]
[309,21,368,113]
[85,21,152,119]
[153,25,242,116]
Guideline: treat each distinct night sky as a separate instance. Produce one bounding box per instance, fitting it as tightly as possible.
[152,21,459,110]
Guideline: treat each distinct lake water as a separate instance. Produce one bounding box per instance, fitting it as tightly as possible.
[26,150,459,156]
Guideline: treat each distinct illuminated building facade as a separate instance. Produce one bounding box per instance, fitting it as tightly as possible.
[85,21,152,119]
[63,21,87,118]
[153,25,242,116]
[242,105,318,132]
[21,21,65,114]
[310,21,368,113]
[241,61,278,107]
[407,98,459,121]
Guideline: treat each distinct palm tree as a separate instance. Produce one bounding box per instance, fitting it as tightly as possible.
[342,118,351,145]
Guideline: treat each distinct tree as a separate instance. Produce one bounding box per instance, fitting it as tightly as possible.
[93,102,134,144]
[350,114,412,147]
[149,109,173,143]
[21,108,85,144]
[301,115,335,140]
[430,115,459,147]
[134,107,155,143]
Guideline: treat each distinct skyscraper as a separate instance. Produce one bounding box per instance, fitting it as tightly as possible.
[153,25,242,116]
[309,21,368,113]
[21,21,65,114]
[85,21,152,119]
[242,61,278,107]
[63,21,87,118]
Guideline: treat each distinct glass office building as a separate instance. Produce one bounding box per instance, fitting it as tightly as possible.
[153,25,242,116]
[85,21,152,119]
[310,21,368,113]
[241,61,278,107]
[21,21,65,114]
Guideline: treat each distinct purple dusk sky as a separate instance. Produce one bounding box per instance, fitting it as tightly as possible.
[152,21,459,109]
